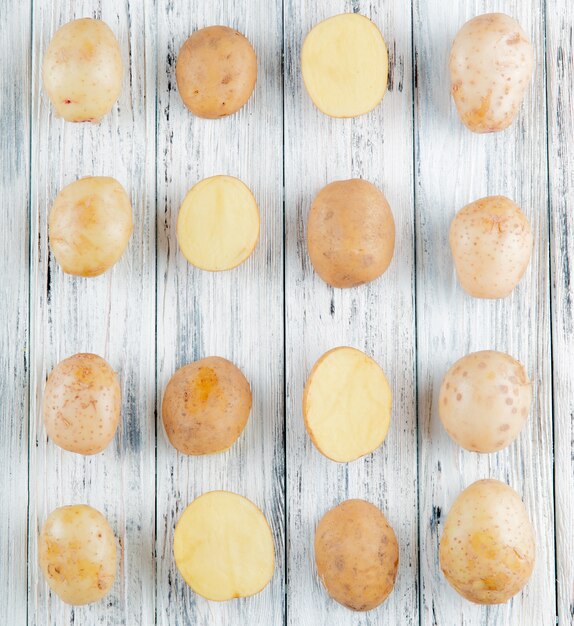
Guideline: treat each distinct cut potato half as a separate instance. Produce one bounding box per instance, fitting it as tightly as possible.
[303,347,392,462]
[301,13,388,118]
[176,175,260,271]
[173,491,275,601]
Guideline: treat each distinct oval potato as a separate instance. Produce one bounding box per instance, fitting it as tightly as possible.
[450,195,532,299]
[439,479,535,604]
[49,176,133,277]
[174,491,275,600]
[307,179,395,288]
[42,18,123,122]
[449,13,534,133]
[43,353,121,455]
[38,504,117,605]
[162,356,251,455]
[176,25,257,118]
[439,350,531,453]
[315,499,399,611]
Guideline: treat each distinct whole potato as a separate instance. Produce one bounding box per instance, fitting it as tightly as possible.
[43,353,121,455]
[39,504,117,605]
[42,18,123,122]
[449,13,533,133]
[439,350,531,453]
[439,479,535,604]
[49,176,133,277]
[314,499,399,611]
[176,26,257,118]
[307,179,395,288]
[449,196,532,299]
[162,356,251,455]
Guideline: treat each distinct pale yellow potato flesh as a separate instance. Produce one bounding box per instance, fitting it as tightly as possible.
[173,491,275,601]
[38,505,117,605]
[302,13,388,118]
[303,347,392,462]
[176,175,260,271]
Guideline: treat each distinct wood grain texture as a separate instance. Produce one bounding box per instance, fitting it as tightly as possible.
[546,1,574,622]
[155,1,285,624]
[0,1,31,624]
[27,2,157,624]
[284,1,418,624]
[413,1,555,624]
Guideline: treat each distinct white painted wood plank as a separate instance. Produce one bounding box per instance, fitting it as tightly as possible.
[0,1,31,624]
[284,1,418,623]
[546,2,574,622]
[27,2,157,624]
[413,1,555,624]
[155,2,285,625]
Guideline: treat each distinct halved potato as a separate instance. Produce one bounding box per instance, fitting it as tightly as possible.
[173,491,275,601]
[302,13,388,117]
[176,175,260,271]
[303,347,392,462]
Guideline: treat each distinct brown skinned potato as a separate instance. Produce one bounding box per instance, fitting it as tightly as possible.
[176,26,257,118]
[307,179,395,288]
[315,499,399,611]
[162,356,251,455]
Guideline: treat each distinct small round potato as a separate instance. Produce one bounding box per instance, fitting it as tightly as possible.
[42,18,123,122]
[315,499,399,611]
[176,25,257,118]
[176,175,260,271]
[307,179,395,288]
[449,13,534,133]
[49,176,133,277]
[303,347,392,462]
[43,353,121,455]
[174,491,275,601]
[39,504,117,605]
[302,13,388,118]
[450,196,532,299]
[439,350,531,453]
[439,479,535,604]
[162,356,251,455]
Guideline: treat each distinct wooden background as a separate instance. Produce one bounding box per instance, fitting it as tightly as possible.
[0,0,572,624]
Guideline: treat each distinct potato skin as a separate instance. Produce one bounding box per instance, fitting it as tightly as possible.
[450,196,532,299]
[307,179,395,288]
[38,505,117,605]
[439,350,531,453]
[162,356,251,455]
[42,18,123,122]
[449,13,533,133]
[176,26,257,118]
[439,479,535,604]
[49,176,133,277]
[43,353,121,455]
[315,499,399,611]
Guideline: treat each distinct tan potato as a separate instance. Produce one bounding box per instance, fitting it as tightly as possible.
[303,347,392,462]
[162,356,251,455]
[439,479,535,604]
[174,491,275,600]
[315,499,399,611]
[42,18,123,122]
[307,179,395,288]
[176,25,257,118]
[49,176,133,277]
[302,13,388,117]
[450,196,532,299]
[39,504,117,605]
[43,353,121,455]
[449,13,534,133]
[439,350,531,453]
[177,175,259,271]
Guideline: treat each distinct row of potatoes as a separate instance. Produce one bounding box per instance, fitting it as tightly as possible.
[38,8,536,615]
